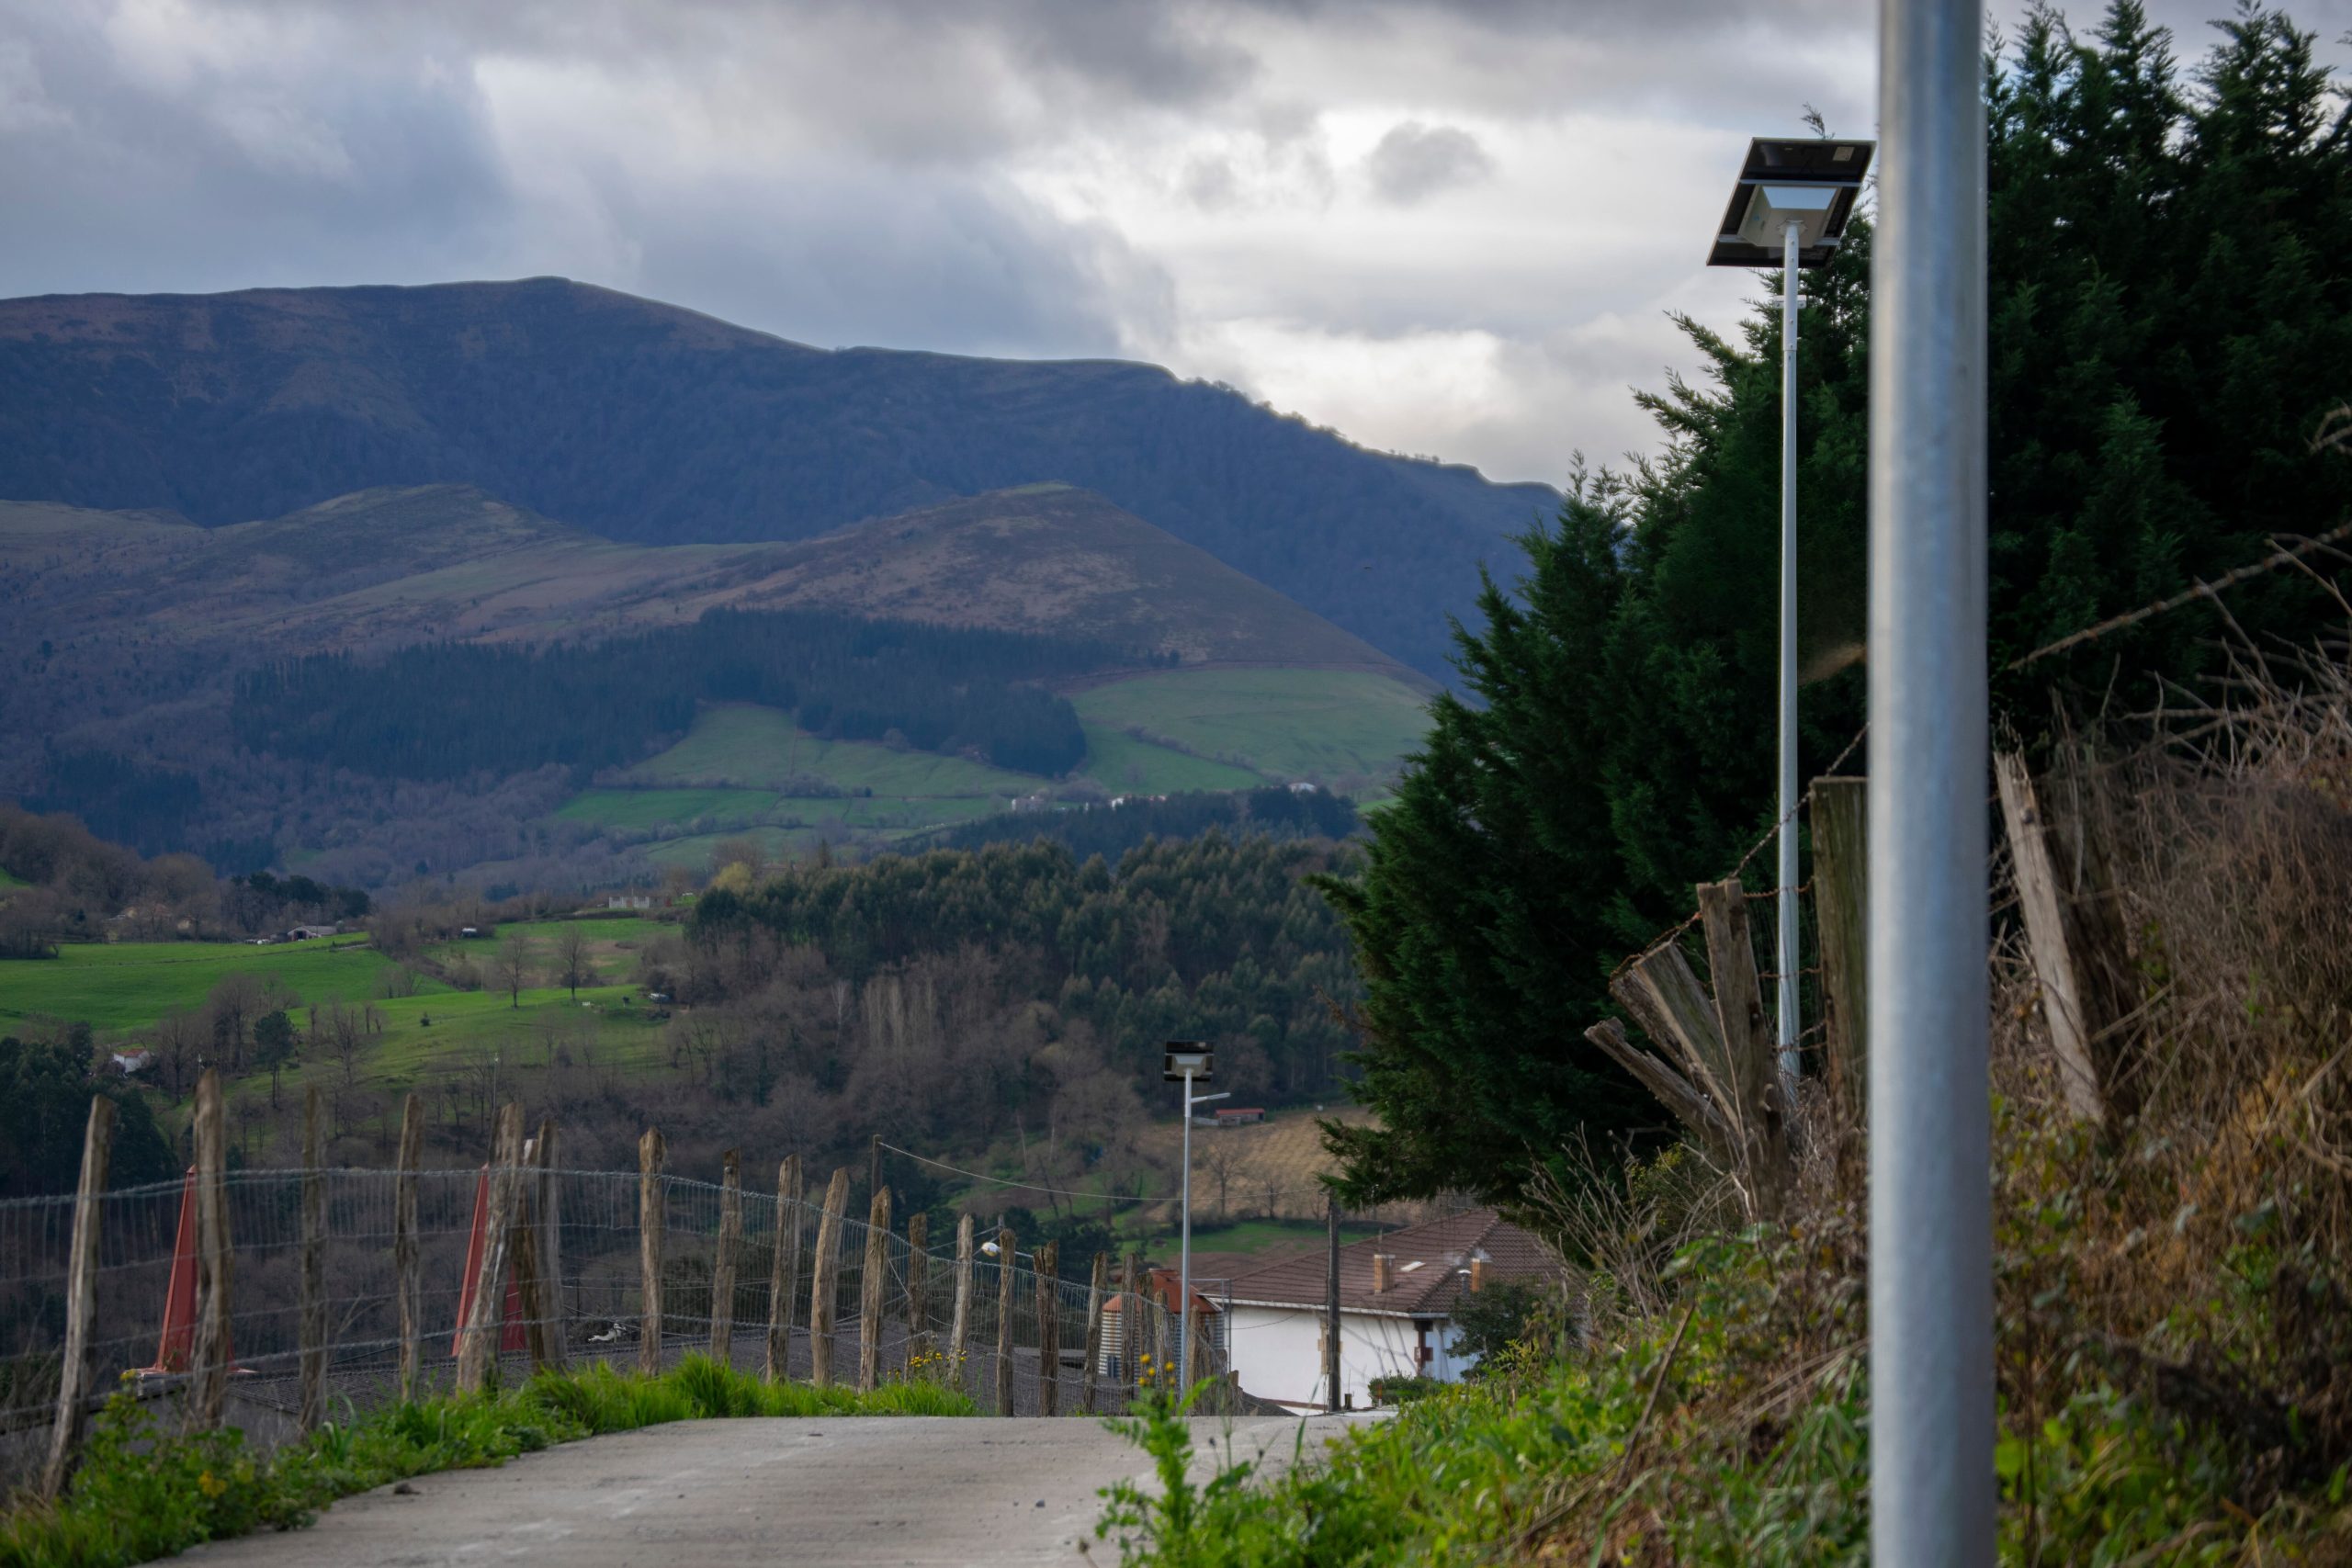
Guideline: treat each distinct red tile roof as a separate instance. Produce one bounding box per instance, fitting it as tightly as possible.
[1221,1208,1572,1316]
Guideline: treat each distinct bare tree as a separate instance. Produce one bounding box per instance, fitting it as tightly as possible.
[497,932,534,1008]
[319,1000,367,1088]
[556,924,592,998]
[1198,1138,1244,1223]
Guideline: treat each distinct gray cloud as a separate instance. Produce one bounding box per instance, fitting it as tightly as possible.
[0,0,2344,491]
[1364,120,1496,205]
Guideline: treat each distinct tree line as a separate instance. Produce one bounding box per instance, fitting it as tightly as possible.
[1327,3,2352,1205]
[231,607,1156,784]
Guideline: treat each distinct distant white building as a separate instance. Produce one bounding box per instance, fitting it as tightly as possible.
[606,895,652,910]
[1219,1209,1573,1410]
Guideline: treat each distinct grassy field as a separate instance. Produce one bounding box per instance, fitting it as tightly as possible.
[1075,726,1266,793]
[420,916,667,981]
[0,937,396,1033]
[1136,1105,1374,1223]
[1074,669,1430,786]
[614,703,1041,795]
[0,866,26,890]
[554,787,777,829]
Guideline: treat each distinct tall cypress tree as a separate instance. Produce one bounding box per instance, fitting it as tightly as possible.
[1327,2,2352,1205]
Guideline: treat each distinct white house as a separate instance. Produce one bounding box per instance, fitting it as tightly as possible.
[1219,1208,1572,1410]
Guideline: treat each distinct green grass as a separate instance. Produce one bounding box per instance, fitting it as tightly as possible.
[1076,726,1266,794]
[0,938,394,1034]
[1074,669,1430,786]
[553,788,776,829]
[1176,1217,1378,1258]
[616,704,1043,795]
[420,918,664,984]
[3,1356,974,1568]
[0,866,27,890]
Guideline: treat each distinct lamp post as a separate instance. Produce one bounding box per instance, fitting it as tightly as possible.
[1706,137,1874,1100]
[1163,1043,1223,1390]
[1871,2,1992,1560]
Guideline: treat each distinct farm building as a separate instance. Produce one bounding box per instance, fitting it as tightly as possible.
[1218,1208,1572,1410]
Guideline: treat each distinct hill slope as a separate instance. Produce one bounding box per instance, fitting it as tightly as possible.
[0,279,1557,675]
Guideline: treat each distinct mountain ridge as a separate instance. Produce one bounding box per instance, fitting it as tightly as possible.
[0,277,1558,676]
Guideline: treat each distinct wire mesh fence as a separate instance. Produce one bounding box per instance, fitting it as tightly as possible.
[0,1152,1219,1492]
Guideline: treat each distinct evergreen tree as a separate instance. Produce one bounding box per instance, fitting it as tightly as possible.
[1327,3,2352,1205]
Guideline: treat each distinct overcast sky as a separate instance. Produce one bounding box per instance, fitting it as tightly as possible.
[1,0,2344,487]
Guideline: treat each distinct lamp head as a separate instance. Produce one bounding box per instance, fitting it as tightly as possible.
[1707,138,1874,268]
[1163,1042,1213,1082]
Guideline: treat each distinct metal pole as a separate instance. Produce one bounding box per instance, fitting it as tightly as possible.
[1177,1070,1194,1390]
[1871,0,1992,1562]
[1778,214,1803,1098]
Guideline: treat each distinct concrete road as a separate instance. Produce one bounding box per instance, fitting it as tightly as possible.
[185,1415,1365,1566]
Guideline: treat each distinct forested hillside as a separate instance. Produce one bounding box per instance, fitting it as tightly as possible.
[1327,3,2352,1204]
[0,281,1555,677]
[232,608,1140,782]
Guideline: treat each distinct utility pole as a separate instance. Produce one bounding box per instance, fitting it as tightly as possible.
[1776,207,1803,1095]
[1323,1190,1341,1414]
[1871,0,1993,1562]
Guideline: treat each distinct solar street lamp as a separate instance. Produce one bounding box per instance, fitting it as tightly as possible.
[1706,136,1873,1100]
[1163,1043,1223,1389]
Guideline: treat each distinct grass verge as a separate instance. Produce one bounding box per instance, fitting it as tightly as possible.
[5,1356,974,1568]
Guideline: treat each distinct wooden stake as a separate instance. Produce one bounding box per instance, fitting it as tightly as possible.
[299,1086,327,1430]
[1583,1020,1732,1155]
[458,1104,526,1393]
[40,1096,113,1498]
[808,1167,850,1388]
[765,1154,802,1382]
[950,1213,975,1390]
[1081,1251,1108,1414]
[857,1185,890,1393]
[1123,1252,1144,1400]
[1611,944,1741,1115]
[993,1226,1016,1416]
[1809,776,1871,1130]
[393,1093,423,1401]
[711,1149,741,1367]
[532,1118,567,1372]
[187,1069,232,1433]
[1035,1241,1059,1416]
[638,1127,666,1378]
[1996,750,2135,1123]
[905,1212,931,1363]
[508,1147,550,1374]
[1697,878,1790,1216]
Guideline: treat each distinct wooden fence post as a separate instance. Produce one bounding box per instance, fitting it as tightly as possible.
[299,1086,328,1430]
[951,1213,975,1390]
[1697,878,1790,1216]
[394,1092,423,1401]
[458,1103,526,1393]
[1123,1252,1143,1400]
[765,1155,802,1382]
[905,1212,931,1363]
[187,1068,231,1433]
[711,1150,741,1367]
[40,1095,113,1497]
[1035,1242,1060,1416]
[638,1127,666,1377]
[994,1226,1016,1416]
[1081,1251,1107,1414]
[508,1135,549,1374]
[1996,750,2139,1123]
[1810,776,1870,1131]
[532,1118,567,1372]
[1187,1300,1211,1401]
[1149,1286,1170,1397]
[857,1186,890,1393]
[808,1167,850,1387]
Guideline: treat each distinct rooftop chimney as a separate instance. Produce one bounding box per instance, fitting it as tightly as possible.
[1371,1253,1392,1294]
[1469,1258,1487,1293]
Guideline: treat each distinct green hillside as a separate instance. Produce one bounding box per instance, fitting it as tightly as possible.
[1075,668,1431,786]
[612,704,1042,795]
[0,936,396,1033]
[1075,728,1264,794]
